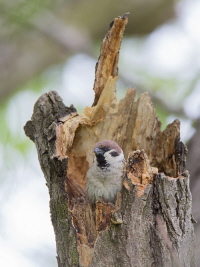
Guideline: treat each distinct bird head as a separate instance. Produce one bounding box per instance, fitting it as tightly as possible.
[94,140,124,168]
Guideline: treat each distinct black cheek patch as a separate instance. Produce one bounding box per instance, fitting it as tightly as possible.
[110,151,119,157]
[96,154,110,169]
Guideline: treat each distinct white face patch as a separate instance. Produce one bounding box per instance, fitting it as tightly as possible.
[104,149,124,165]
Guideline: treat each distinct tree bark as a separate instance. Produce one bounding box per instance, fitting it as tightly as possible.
[24,14,195,267]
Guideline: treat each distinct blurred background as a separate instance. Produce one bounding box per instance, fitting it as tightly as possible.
[1,0,200,266]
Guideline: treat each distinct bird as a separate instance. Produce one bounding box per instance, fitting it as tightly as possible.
[86,140,125,204]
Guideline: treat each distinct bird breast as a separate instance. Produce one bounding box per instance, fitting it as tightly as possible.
[86,161,124,203]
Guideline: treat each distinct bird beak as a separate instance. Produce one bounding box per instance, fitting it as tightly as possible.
[94,147,104,156]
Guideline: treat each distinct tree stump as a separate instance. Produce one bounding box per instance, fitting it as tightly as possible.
[24,13,195,267]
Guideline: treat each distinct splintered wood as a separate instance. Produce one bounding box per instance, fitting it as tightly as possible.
[95,201,116,231]
[51,13,188,267]
[57,14,130,267]
[24,10,195,267]
[92,13,129,106]
[125,150,158,197]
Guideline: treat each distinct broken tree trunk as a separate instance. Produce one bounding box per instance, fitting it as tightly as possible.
[24,14,195,267]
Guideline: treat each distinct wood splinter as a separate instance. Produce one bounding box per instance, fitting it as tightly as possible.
[24,12,195,267]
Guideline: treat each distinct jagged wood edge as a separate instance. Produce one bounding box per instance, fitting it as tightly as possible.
[24,91,79,267]
[90,153,195,267]
[92,13,129,106]
[23,11,194,267]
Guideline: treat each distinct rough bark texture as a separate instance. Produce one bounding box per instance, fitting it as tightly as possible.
[24,93,80,266]
[24,14,195,267]
[91,154,195,267]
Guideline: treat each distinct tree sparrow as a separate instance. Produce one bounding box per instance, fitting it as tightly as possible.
[86,140,125,204]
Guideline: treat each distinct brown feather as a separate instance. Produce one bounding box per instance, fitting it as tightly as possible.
[94,140,122,153]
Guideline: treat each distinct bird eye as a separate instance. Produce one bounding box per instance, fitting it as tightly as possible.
[109,151,119,157]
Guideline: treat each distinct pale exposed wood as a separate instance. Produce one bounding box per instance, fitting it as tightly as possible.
[92,13,129,106]
[90,152,194,267]
[24,13,195,267]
